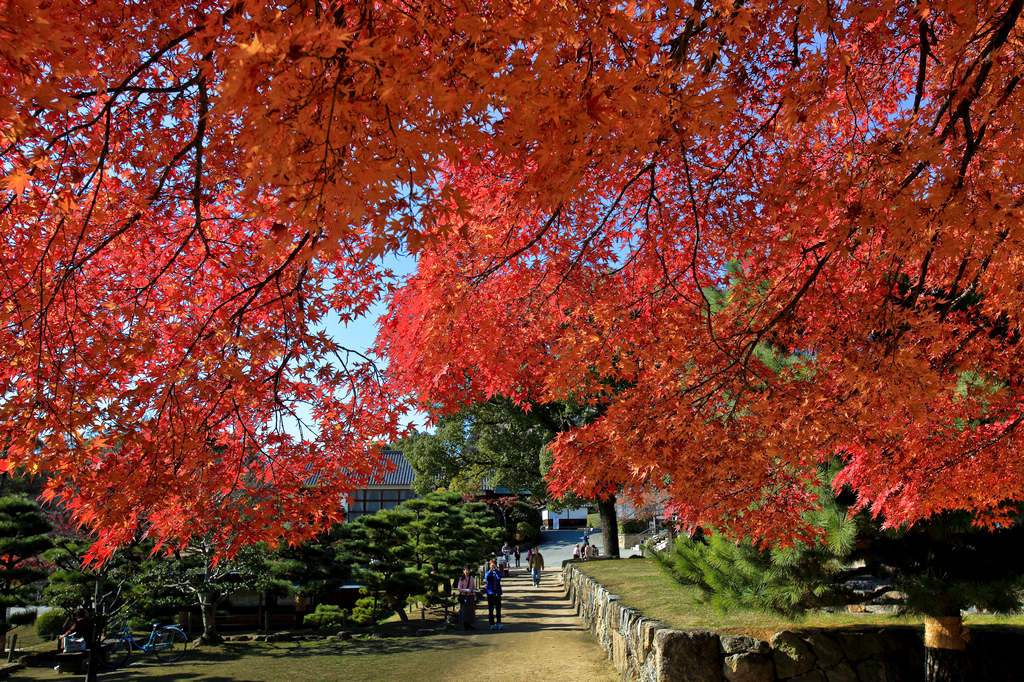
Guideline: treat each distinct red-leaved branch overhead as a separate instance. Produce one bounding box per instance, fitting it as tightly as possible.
[377,0,1024,542]
[3,0,1024,556]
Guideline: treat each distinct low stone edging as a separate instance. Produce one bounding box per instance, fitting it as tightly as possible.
[561,560,926,682]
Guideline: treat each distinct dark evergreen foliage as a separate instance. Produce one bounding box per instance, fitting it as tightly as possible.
[649,469,1024,620]
[0,494,52,633]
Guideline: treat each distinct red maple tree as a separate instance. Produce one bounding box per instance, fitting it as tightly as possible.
[3,0,1024,587]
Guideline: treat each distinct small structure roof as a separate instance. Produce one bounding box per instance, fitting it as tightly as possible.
[367,449,415,487]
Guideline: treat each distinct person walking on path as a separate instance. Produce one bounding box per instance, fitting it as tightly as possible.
[528,548,545,587]
[514,545,521,568]
[485,558,504,630]
[457,567,477,631]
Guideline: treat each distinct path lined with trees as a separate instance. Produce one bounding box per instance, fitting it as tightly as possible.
[13,564,615,681]
[437,568,616,682]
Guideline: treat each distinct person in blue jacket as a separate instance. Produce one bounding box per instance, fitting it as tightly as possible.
[484,558,503,630]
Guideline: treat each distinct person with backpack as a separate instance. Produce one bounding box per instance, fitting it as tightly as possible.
[484,558,504,630]
[456,567,477,631]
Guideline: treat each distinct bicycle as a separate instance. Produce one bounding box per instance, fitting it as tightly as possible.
[107,621,189,667]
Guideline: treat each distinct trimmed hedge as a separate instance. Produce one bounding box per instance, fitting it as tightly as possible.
[620,519,648,534]
[352,596,392,626]
[35,608,68,640]
[304,604,349,631]
[8,608,36,626]
[515,521,538,542]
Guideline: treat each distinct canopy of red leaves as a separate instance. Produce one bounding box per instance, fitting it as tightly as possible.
[3,0,1024,555]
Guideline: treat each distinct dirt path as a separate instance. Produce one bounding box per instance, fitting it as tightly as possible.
[440,567,617,681]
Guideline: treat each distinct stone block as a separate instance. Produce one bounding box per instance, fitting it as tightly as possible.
[612,630,629,674]
[805,632,845,668]
[823,663,858,682]
[620,607,640,636]
[721,634,770,655]
[609,599,622,630]
[837,632,885,661]
[875,650,922,682]
[655,628,722,682]
[723,652,774,682]
[855,658,887,681]
[640,620,660,656]
[770,631,816,679]
[788,671,827,682]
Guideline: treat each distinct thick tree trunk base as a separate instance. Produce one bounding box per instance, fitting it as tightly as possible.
[925,647,970,682]
[597,495,620,558]
[198,632,223,645]
[924,615,969,682]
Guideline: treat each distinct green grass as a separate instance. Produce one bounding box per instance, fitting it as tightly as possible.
[578,559,1024,639]
[8,624,47,652]
[12,636,487,682]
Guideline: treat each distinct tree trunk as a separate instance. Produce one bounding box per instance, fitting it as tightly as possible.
[198,595,222,644]
[924,615,969,682]
[597,495,620,558]
[84,574,105,682]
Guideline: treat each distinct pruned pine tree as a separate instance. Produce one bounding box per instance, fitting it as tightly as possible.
[403,492,501,608]
[138,537,270,644]
[0,495,52,646]
[649,470,1024,682]
[337,510,425,627]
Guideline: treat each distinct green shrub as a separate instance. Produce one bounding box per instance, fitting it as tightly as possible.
[620,519,648,534]
[127,618,150,633]
[504,502,542,542]
[303,604,349,631]
[587,513,602,530]
[351,595,391,626]
[35,608,68,640]
[515,521,538,542]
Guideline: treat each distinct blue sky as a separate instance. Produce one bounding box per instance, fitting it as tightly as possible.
[330,251,418,357]
[323,250,425,432]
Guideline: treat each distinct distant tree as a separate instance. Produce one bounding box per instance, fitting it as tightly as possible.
[266,529,351,604]
[43,537,142,614]
[0,495,52,641]
[137,536,270,644]
[42,537,153,682]
[398,396,620,555]
[402,492,501,606]
[397,398,551,497]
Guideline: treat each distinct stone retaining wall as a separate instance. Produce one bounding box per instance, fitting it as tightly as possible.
[563,561,1024,681]
[562,560,928,682]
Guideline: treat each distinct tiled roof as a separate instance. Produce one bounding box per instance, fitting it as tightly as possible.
[368,449,415,487]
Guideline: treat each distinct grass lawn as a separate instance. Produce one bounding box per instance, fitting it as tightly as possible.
[578,558,1024,640]
[8,624,47,652]
[12,636,490,682]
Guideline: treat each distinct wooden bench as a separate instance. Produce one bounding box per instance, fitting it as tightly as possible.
[54,651,87,674]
